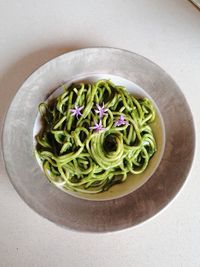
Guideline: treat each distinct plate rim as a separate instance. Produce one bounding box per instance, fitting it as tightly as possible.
[2,47,196,232]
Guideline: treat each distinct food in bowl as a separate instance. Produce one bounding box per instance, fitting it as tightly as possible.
[35,80,157,194]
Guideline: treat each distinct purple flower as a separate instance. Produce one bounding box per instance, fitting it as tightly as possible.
[70,105,84,119]
[89,120,105,132]
[114,115,129,127]
[95,103,108,118]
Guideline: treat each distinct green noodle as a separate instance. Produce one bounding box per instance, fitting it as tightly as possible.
[35,80,156,194]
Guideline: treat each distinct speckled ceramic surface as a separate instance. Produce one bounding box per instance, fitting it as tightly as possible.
[2,47,195,232]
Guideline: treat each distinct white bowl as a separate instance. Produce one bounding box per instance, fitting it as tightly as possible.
[33,74,166,201]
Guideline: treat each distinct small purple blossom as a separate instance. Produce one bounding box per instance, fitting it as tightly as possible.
[114,115,129,127]
[70,105,84,119]
[95,103,108,118]
[89,120,105,132]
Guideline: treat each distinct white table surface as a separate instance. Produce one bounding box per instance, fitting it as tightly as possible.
[0,0,200,266]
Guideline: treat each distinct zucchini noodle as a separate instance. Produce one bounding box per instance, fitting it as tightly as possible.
[35,80,156,194]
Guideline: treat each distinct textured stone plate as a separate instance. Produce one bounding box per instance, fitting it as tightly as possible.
[2,47,195,232]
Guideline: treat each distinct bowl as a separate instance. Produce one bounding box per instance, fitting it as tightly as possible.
[33,74,165,201]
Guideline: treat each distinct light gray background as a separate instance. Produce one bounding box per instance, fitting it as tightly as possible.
[0,0,199,266]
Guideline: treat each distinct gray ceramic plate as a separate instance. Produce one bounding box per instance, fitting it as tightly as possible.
[2,47,195,232]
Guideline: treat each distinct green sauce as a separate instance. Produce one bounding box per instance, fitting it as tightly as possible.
[35,80,157,194]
